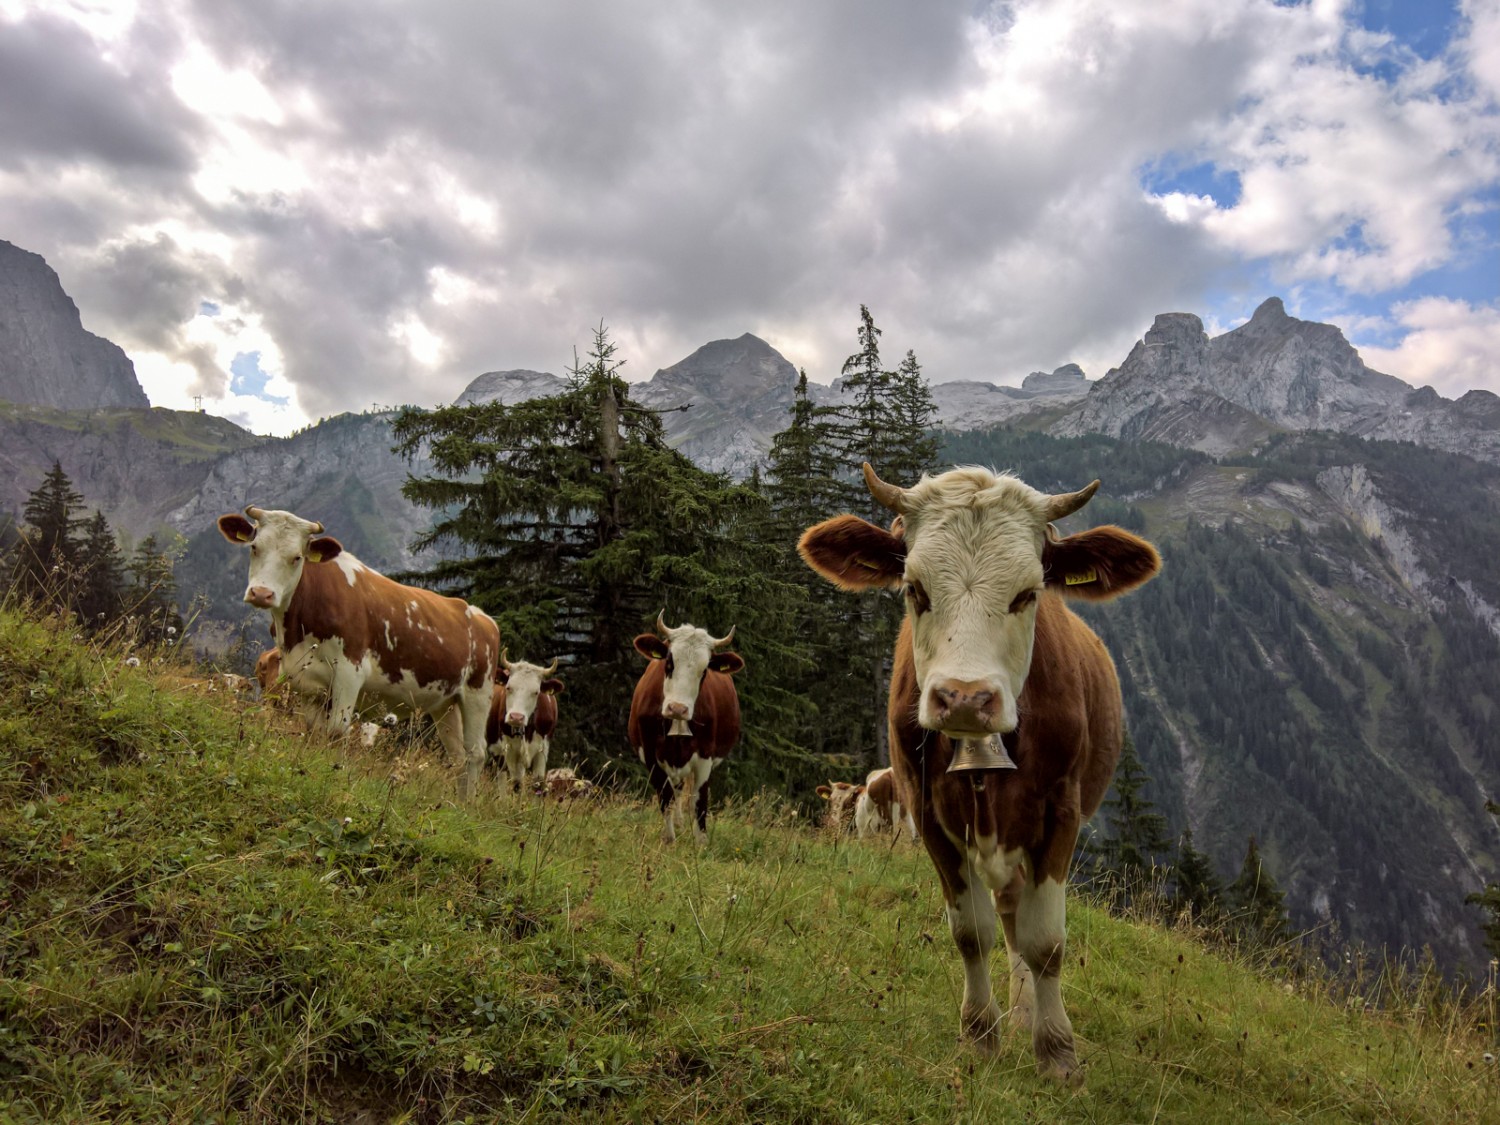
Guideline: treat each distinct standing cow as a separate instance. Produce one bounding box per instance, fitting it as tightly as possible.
[488,650,564,793]
[217,506,499,799]
[628,613,744,844]
[855,767,918,842]
[799,464,1160,1081]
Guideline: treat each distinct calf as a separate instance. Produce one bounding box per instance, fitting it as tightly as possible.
[218,507,499,798]
[487,651,563,793]
[800,463,1160,1081]
[628,612,744,844]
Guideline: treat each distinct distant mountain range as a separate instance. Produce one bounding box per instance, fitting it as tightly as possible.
[1,238,1496,972]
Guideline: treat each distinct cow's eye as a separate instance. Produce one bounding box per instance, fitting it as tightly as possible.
[1009,589,1037,614]
[664,655,675,676]
[903,579,930,616]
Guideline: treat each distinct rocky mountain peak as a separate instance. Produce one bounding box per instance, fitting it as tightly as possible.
[0,240,149,410]
[640,333,796,405]
[454,368,565,407]
[1021,363,1087,394]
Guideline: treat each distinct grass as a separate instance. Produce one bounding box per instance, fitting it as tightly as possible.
[0,605,1495,1123]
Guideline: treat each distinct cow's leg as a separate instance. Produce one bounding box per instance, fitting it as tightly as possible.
[997,871,1034,1034]
[457,687,490,802]
[691,759,714,845]
[529,738,549,786]
[649,761,676,844]
[1016,874,1078,1081]
[432,704,466,770]
[324,663,362,737]
[947,856,1002,1053]
[503,736,527,794]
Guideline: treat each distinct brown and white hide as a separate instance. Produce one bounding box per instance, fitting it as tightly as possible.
[486,654,563,794]
[854,767,917,842]
[799,463,1160,1082]
[815,780,863,834]
[218,507,499,798]
[628,615,744,844]
[536,767,598,801]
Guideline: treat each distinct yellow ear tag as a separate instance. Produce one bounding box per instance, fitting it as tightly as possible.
[857,559,881,569]
[1065,568,1099,586]
[306,549,323,564]
[236,530,252,542]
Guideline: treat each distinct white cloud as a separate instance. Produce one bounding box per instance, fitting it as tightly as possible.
[1357,298,1500,398]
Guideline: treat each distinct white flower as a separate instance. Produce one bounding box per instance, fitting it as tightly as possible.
[125,656,141,667]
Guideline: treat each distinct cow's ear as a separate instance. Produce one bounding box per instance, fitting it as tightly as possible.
[306,536,343,564]
[634,634,669,660]
[708,651,745,675]
[542,678,565,695]
[798,515,906,591]
[218,514,256,544]
[495,666,510,684]
[817,785,832,799]
[1043,525,1161,600]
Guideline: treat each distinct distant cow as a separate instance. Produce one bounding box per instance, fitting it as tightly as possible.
[816,780,862,833]
[855,767,918,841]
[255,648,283,699]
[628,613,744,844]
[800,464,1160,1081]
[487,650,563,793]
[536,767,598,801]
[217,506,499,798]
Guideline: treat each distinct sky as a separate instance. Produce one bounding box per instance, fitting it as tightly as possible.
[0,0,1496,436]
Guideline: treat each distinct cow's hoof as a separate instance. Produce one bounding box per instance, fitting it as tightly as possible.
[1033,1023,1081,1084]
[960,1001,1003,1056]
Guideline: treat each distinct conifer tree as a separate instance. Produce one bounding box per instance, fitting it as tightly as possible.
[1226,835,1292,947]
[10,461,86,602]
[1087,733,1175,897]
[1465,800,1500,959]
[1173,827,1224,920]
[128,534,183,644]
[75,510,126,629]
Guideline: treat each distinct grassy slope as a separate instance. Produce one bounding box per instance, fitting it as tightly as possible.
[0,608,1494,1123]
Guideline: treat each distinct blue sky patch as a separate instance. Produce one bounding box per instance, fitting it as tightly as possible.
[1142,160,1243,210]
[199,300,220,317]
[229,351,288,405]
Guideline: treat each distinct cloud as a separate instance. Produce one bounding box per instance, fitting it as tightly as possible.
[1357,297,1500,398]
[0,0,1495,434]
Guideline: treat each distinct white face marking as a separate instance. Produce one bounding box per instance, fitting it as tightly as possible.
[898,470,1051,734]
[500,661,549,731]
[239,509,322,612]
[659,625,720,720]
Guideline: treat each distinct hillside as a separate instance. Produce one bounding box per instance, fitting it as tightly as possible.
[0,607,1493,1123]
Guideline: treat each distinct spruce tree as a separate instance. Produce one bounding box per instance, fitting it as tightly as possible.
[1226,835,1292,948]
[10,461,86,603]
[1173,827,1224,920]
[1465,800,1500,959]
[127,535,183,644]
[1088,733,1175,897]
[75,510,126,629]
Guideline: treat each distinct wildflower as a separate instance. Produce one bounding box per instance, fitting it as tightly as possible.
[125,656,140,667]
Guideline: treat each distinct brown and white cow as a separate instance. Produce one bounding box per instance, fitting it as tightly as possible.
[628,613,744,844]
[799,464,1160,1081]
[816,780,863,833]
[855,766,918,842]
[487,650,563,793]
[217,507,500,798]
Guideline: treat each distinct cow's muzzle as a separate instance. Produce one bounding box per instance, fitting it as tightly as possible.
[927,678,1003,735]
[245,586,276,609]
[506,711,526,732]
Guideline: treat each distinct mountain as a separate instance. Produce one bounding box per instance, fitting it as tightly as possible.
[1054,297,1500,465]
[453,369,566,407]
[0,240,149,410]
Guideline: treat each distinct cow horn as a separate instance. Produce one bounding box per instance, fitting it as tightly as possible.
[862,462,906,513]
[501,647,513,672]
[310,520,324,534]
[655,609,676,637]
[710,625,736,648]
[542,657,559,676]
[244,505,264,521]
[1044,480,1101,523]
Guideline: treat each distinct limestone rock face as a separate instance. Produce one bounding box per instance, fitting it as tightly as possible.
[454,369,566,406]
[1021,363,1087,394]
[0,240,149,410]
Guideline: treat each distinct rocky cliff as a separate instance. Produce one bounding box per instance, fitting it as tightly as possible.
[0,240,149,410]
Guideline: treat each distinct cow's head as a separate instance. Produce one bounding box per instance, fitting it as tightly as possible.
[816,780,864,828]
[799,464,1159,738]
[216,506,343,613]
[633,612,744,724]
[496,650,563,733]
[255,648,281,693]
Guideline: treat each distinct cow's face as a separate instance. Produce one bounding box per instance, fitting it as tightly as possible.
[217,507,343,613]
[799,465,1159,739]
[634,621,744,723]
[496,658,563,733]
[817,780,863,826]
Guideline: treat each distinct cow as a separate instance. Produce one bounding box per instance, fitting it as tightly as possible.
[798,463,1160,1082]
[537,767,598,801]
[487,650,564,793]
[628,612,744,844]
[855,766,918,842]
[255,648,283,699]
[217,506,500,799]
[816,780,863,833]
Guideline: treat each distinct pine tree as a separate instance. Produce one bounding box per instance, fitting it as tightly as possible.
[1173,828,1224,920]
[888,349,941,484]
[10,461,86,604]
[1226,835,1292,948]
[392,323,806,777]
[1088,733,1175,897]
[1465,800,1500,959]
[127,534,183,644]
[75,510,126,629]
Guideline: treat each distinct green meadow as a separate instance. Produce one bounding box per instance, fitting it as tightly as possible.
[0,607,1493,1123]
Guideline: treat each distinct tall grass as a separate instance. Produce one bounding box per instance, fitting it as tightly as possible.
[0,603,1494,1122]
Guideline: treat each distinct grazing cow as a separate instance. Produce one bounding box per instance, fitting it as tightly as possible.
[799,464,1160,1081]
[855,767,918,842]
[816,780,863,833]
[217,507,499,798]
[628,612,744,844]
[537,767,598,801]
[487,650,564,793]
